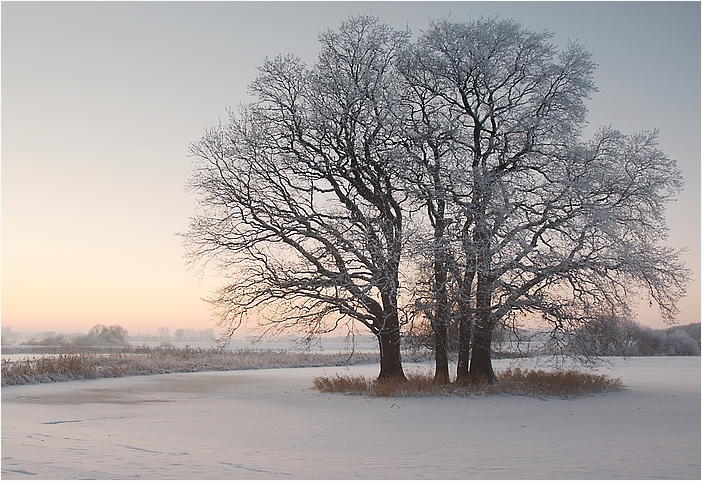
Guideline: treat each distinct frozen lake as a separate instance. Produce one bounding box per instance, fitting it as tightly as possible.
[2,357,700,479]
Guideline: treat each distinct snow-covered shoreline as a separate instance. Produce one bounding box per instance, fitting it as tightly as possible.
[2,357,699,479]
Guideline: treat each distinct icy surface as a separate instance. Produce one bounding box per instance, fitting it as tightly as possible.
[2,357,699,479]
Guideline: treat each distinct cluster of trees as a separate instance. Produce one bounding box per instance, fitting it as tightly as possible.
[173,328,216,342]
[1,326,28,345]
[569,320,700,357]
[184,16,689,383]
[25,324,129,347]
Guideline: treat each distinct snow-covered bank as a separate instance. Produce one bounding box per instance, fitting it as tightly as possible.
[2,357,699,479]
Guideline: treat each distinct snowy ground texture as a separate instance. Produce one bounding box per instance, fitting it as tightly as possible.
[2,357,699,479]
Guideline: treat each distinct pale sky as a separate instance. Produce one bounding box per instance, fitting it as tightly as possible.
[2,2,700,335]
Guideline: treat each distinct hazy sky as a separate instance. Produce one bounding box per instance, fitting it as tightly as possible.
[3,2,699,335]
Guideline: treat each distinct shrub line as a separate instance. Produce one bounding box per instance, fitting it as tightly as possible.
[1,347,379,386]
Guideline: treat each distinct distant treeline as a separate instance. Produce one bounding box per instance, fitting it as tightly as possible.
[3,322,699,356]
[127,328,216,343]
[1,325,217,347]
[10,324,130,347]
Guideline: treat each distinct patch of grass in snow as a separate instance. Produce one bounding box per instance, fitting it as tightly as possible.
[1,347,378,386]
[496,368,623,396]
[314,368,623,398]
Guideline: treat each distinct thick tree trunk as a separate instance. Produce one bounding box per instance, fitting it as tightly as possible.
[377,327,407,381]
[375,288,406,381]
[468,322,496,384]
[468,272,496,384]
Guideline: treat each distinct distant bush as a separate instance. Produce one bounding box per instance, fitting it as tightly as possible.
[660,329,700,356]
[667,322,700,343]
[314,368,623,398]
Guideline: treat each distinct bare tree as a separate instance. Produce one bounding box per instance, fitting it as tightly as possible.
[86,324,129,346]
[403,17,689,383]
[397,55,464,383]
[185,16,412,380]
[156,327,172,342]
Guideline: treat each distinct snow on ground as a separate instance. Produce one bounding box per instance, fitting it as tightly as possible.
[2,357,699,479]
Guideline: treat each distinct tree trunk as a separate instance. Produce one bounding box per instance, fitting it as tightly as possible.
[454,277,473,384]
[468,322,496,384]
[433,243,450,384]
[427,181,451,384]
[377,327,407,381]
[433,320,450,384]
[455,310,471,385]
[456,215,477,385]
[468,272,496,384]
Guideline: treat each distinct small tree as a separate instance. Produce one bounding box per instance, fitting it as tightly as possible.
[156,327,172,343]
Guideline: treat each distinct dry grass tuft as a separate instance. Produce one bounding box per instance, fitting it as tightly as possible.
[313,373,373,393]
[494,368,623,396]
[314,368,623,398]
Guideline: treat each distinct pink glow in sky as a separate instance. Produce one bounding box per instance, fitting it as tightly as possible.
[3,2,699,335]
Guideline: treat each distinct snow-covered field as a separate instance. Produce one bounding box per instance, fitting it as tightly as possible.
[2,357,699,479]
